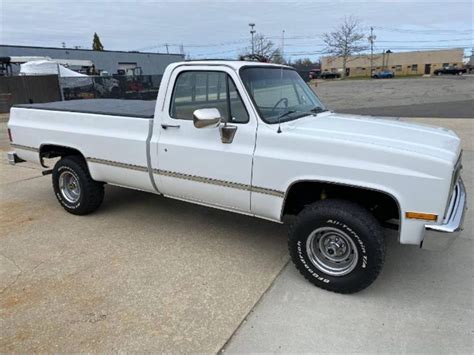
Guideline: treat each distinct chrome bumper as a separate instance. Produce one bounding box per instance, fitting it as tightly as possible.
[7,151,25,165]
[422,179,467,251]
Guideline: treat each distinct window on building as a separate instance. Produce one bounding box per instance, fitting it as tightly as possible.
[411,64,418,72]
[170,71,249,123]
[330,68,336,73]
[395,65,402,72]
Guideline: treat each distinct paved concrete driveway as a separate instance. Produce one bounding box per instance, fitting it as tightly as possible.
[0,123,288,352]
[1,116,472,353]
[224,118,474,353]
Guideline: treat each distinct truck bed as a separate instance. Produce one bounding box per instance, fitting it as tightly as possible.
[16,99,156,119]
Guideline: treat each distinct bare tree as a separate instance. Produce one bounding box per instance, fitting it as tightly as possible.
[240,34,281,62]
[322,17,367,78]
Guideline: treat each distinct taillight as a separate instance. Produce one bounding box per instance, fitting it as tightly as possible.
[7,128,12,142]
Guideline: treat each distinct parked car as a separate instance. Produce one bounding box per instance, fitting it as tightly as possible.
[372,70,394,79]
[7,61,466,294]
[433,66,467,76]
[320,71,341,79]
[308,69,321,80]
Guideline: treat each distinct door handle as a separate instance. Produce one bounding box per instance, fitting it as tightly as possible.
[161,124,181,129]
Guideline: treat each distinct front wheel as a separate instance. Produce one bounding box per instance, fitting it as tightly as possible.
[52,156,104,215]
[288,199,385,294]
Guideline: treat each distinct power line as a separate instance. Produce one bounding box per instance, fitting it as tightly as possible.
[373,26,473,34]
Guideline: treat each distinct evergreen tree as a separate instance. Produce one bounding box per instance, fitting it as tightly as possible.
[92,33,104,51]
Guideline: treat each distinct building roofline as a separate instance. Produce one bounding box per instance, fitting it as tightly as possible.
[0,44,184,57]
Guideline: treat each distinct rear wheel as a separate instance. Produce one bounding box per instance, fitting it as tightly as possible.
[288,199,385,294]
[52,156,104,215]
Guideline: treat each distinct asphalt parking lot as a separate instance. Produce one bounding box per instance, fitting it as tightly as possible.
[1,76,473,352]
[315,75,474,118]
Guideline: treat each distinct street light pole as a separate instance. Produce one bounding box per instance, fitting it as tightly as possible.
[249,23,256,55]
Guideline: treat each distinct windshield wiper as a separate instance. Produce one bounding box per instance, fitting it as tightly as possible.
[276,110,296,120]
[309,106,327,114]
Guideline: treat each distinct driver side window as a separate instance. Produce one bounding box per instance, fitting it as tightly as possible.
[170,71,249,123]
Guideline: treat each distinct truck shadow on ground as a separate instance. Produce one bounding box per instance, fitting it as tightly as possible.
[101,184,473,299]
[100,184,288,247]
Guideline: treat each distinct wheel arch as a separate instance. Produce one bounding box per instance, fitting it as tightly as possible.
[281,179,402,230]
[39,143,87,168]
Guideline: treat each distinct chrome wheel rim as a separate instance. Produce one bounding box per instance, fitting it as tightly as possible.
[59,171,81,203]
[306,226,358,276]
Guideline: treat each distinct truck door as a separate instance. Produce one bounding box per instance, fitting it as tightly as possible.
[155,66,256,213]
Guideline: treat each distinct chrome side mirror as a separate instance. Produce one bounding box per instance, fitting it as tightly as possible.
[193,108,222,129]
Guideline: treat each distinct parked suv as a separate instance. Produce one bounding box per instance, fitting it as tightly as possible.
[372,70,394,79]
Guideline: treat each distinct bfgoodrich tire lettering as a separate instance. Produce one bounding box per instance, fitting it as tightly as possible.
[52,156,104,215]
[288,199,385,294]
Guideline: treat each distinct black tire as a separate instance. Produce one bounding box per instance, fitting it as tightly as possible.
[288,199,385,294]
[52,156,104,215]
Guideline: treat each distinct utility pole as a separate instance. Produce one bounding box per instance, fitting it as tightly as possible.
[368,27,376,77]
[281,30,285,63]
[249,23,256,55]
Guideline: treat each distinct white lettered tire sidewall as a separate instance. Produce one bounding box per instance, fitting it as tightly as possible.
[289,199,385,294]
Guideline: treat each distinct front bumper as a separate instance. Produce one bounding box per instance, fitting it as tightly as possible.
[422,179,467,251]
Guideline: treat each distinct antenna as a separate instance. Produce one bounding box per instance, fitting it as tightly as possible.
[277,66,284,134]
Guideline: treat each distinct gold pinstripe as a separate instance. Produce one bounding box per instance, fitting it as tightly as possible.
[87,157,148,172]
[10,143,39,152]
[86,157,284,198]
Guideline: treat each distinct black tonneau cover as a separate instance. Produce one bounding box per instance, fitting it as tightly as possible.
[15,99,156,119]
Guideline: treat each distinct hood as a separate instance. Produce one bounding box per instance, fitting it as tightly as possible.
[285,112,461,164]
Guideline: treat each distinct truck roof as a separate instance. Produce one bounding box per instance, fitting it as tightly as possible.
[170,60,292,71]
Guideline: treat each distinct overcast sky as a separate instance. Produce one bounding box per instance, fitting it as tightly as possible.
[1,0,472,60]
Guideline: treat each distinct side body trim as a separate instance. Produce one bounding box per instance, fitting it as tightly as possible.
[85,156,284,198]
[10,143,39,152]
[86,157,148,172]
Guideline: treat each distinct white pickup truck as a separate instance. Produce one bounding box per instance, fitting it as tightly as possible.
[7,61,467,294]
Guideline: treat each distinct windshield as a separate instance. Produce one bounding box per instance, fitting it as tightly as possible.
[240,67,326,124]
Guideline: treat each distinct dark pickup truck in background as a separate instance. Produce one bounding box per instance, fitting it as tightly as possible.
[433,66,467,76]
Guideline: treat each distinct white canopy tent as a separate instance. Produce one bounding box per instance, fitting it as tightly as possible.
[19,60,93,89]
